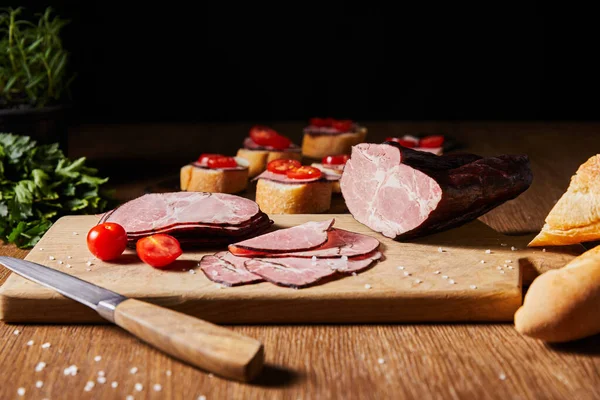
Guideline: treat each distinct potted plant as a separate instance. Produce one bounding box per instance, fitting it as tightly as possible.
[0,7,75,153]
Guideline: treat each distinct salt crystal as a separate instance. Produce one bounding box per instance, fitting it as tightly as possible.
[41,342,51,349]
[97,376,107,384]
[27,340,34,346]
[542,248,546,252]
[434,271,440,274]
[311,256,317,265]
[67,264,72,268]
[39,248,44,251]
[94,355,102,362]
[403,271,411,276]
[73,232,79,235]
[470,285,477,289]
[437,247,444,253]
[13,329,19,335]
[17,388,25,396]
[35,361,46,372]
[485,249,492,254]
[154,384,162,391]
[126,396,134,400]
[135,382,143,391]
[58,260,63,264]
[198,396,207,400]
[377,358,385,364]
[505,260,512,263]
[480,260,485,264]
[166,370,172,376]
[341,255,348,261]
[496,266,502,270]
[208,373,214,378]
[449,279,456,284]
[98,370,105,376]
[86,261,93,266]
[211,270,218,276]
[503,264,508,268]
[351,272,357,276]
[415,279,422,284]
[364,284,371,289]
[84,381,95,392]
[130,367,138,374]
[397,266,405,270]
[67,256,72,259]
[511,246,517,251]
[500,243,507,246]
[111,381,118,388]
[499,373,507,380]
[442,275,449,280]
[189,269,196,274]
[500,270,505,274]
[49,256,55,260]
[63,365,78,376]
[508,266,514,270]
[36,380,44,388]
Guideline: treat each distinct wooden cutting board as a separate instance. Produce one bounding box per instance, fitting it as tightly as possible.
[0,214,584,324]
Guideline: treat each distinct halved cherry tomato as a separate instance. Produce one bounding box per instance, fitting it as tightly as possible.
[136,234,183,268]
[198,153,222,164]
[385,137,418,148]
[207,156,238,168]
[286,166,322,180]
[267,159,302,174]
[249,125,291,150]
[265,134,292,150]
[87,222,128,261]
[322,154,350,165]
[332,119,353,132]
[419,135,444,148]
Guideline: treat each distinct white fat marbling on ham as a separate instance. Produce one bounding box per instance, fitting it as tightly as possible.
[229,219,334,253]
[199,253,263,286]
[340,144,442,238]
[104,192,261,232]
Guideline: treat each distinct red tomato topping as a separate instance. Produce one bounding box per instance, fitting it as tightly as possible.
[385,137,418,148]
[249,125,291,150]
[310,117,334,127]
[331,119,353,132]
[207,156,238,168]
[136,234,183,268]
[286,166,322,180]
[419,135,445,148]
[322,154,350,165]
[87,222,128,261]
[197,153,222,164]
[267,159,302,174]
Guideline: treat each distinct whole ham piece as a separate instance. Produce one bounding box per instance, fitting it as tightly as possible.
[340,142,533,240]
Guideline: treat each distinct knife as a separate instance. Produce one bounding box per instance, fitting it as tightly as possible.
[0,256,264,382]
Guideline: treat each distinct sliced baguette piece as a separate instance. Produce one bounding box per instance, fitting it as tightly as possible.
[514,245,600,342]
[301,127,367,160]
[180,161,248,194]
[236,148,302,178]
[529,154,600,246]
[255,179,332,214]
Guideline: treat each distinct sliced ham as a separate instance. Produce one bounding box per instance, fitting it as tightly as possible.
[199,254,263,286]
[244,250,382,288]
[102,192,263,232]
[230,228,380,258]
[229,219,334,254]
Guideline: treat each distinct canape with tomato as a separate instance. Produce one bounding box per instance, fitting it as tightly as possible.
[254,159,333,214]
[236,125,302,178]
[301,117,368,160]
[310,154,350,194]
[180,153,249,194]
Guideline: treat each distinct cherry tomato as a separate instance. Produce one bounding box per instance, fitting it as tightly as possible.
[419,135,445,148]
[286,166,322,180]
[322,154,350,165]
[331,119,353,132]
[385,137,417,148]
[267,159,302,174]
[266,134,292,150]
[207,156,238,168]
[87,222,128,261]
[249,125,278,145]
[197,153,222,164]
[136,234,183,268]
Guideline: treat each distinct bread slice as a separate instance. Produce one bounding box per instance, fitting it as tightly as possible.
[180,164,248,194]
[301,127,368,160]
[236,148,302,178]
[514,245,600,342]
[529,154,600,246]
[255,179,332,214]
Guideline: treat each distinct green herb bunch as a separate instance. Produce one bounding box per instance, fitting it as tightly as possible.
[0,133,114,248]
[0,7,75,108]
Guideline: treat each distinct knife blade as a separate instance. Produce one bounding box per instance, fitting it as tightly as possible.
[0,256,264,382]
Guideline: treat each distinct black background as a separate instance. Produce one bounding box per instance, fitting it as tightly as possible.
[4,1,600,123]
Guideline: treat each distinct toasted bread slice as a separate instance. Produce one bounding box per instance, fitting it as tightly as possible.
[180,164,248,194]
[529,154,600,246]
[301,127,367,160]
[236,148,302,178]
[255,179,332,214]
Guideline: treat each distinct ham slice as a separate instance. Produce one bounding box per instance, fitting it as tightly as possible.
[230,228,380,258]
[229,219,334,254]
[199,253,263,286]
[253,170,339,184]
[244,250,382,288]
[103,192,262,232]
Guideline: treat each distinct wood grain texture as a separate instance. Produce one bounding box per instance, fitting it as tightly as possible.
[0,215,582,323]
[113,298,264,382]
[1,122,600,399]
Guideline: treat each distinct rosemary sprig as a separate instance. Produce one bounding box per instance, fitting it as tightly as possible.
[0,7,75,109]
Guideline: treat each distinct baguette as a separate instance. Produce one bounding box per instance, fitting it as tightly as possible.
[236,148,302,178]
[255,179,332,214]
[180,164,248,194]
[529,154,600,246]
[514,245,600,342]
[301,127,367,160]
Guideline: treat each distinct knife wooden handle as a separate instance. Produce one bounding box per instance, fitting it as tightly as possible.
[113,298,264,382]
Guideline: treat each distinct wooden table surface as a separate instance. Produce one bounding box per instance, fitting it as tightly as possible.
[2,121,600,399]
